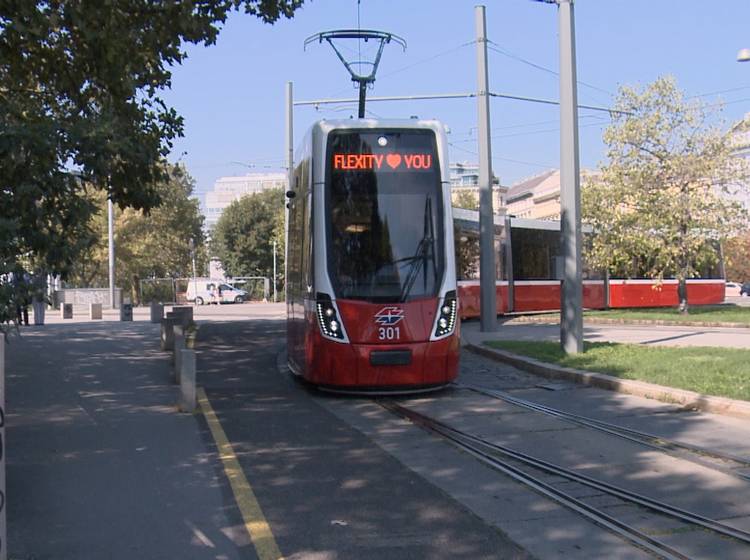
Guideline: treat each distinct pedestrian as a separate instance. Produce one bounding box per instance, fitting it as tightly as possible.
[15,271,30,326]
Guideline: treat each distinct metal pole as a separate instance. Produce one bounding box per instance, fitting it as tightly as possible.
[558,0,583,353]
[273,240,277,302]
[108,198,116,309]
[475,5,496,332]
[357,80,367,118]
[285,82,293,303]
[0,342,6,560]
[504,215,515,313]
[190,238,198,306]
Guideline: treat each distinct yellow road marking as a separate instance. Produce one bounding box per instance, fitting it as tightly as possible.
[198,387,284,560]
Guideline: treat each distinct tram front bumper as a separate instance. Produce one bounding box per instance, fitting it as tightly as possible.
[308,333,460,389]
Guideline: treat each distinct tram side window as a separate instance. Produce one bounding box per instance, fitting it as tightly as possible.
[454,226,504,281]
[455,227,480,281]
[288,171,304,297]
[301,161,313,289]
[511,227,561,280]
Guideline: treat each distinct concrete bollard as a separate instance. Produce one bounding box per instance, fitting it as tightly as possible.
[89,303,103,320]
[173,324,185,379]
[150,302,164,323]
[160,317,178,351]
[168,308,192,329]
[179,349,197,413]
[171,305,193,324]
[61,303,73,319]
[120,303,133,321]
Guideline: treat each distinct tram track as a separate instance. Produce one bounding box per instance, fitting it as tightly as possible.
[456,382,750,483]
[378,399,750,560]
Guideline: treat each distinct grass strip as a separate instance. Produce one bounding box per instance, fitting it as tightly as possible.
[485,340,750,402]
[583,305,750,325]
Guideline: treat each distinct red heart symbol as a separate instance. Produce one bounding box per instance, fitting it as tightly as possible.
[386,154,402,169]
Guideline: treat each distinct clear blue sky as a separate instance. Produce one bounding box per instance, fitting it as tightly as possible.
[162,0,750,203]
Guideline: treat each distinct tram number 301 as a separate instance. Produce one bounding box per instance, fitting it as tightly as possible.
[378,326,401,340]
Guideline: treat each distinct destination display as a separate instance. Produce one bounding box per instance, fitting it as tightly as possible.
[332,152,434,171]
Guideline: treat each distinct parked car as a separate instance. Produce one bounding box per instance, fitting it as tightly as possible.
[742,282,750,297]
[186,279,248,305]
[726,281,742,297]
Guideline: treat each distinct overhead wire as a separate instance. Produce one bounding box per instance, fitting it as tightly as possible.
[449,114,609,141]
[451,119,611,144]
[449,141,556,170]
[486,41,613,99]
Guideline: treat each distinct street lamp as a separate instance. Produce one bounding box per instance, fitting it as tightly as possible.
[738,48,750,62]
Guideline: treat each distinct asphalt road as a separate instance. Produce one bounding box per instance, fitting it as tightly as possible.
[7,307,750,559]
[196,319,530,559]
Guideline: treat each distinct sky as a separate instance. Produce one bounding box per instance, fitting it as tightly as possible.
[161,0,750,204]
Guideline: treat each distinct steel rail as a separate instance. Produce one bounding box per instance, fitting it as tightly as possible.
[379,401,688,560]
[380,400,750,546]
[458,383,750,482]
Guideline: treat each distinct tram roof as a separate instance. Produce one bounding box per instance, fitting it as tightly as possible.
[452,207,593,234]
[310,118,447,133]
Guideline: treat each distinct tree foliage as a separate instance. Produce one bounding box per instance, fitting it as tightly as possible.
[582,77,749,312]
[67,164,206,303]
[724,230,750,282]
[453,190,479,210]
[0,0,303,325]
[210,189,284,281]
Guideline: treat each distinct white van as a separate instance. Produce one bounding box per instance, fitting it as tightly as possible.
[185,280,248,305]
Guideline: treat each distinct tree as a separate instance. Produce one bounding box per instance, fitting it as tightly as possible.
[582,77,749,313]
[724,230,750,282]
[0,1,303,325]
[67,164,207,304]
[453,190,479,210]
[210,188,284,284]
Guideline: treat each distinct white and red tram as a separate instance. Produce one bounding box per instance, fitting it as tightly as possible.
[453,211,726,318]
[286,119,460,392]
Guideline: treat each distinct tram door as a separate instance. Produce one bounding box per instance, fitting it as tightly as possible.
[287,158,312,374]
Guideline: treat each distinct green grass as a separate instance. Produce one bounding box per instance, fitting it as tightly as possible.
[583,305,750,325]
[486,340,750,401]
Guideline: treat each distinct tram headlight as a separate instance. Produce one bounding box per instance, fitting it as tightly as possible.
[434,290,458,338]
[316,294,346,341]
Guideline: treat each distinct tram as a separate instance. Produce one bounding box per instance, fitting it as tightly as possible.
[452,210,726,317]
[286,119,460,392]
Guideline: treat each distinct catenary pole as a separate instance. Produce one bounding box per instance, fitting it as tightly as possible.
[558,0,584,353]
[108,197,116,309]
[285,82,293,303]
[475,5,496,332]
[273,240,278,302]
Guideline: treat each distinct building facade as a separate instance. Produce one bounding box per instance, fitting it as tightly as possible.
[505,169,597,221]
[204,172,287,230]
[449,161,506,212]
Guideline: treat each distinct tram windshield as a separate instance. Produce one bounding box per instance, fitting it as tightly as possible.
[326,129,445,302]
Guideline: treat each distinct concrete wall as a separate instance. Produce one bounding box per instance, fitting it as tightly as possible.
[56,288,122,309]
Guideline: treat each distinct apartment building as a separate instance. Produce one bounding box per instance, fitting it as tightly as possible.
[204,172,287,230]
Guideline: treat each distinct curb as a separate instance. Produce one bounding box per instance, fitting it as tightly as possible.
[466,343,750,420]
[504,315,750,329]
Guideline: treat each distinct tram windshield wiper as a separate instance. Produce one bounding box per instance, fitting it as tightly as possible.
[399,197,437,302]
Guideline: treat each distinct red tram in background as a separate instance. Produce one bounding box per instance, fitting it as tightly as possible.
[286,119,459,392]
[453,209,725,318]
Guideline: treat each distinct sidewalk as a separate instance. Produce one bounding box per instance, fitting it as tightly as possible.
[461,317,750,349]
[460,320,750,419]
[5,321,247,559]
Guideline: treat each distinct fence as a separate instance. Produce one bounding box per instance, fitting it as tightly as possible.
[139,278,178,304]
[140,277,273,304]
